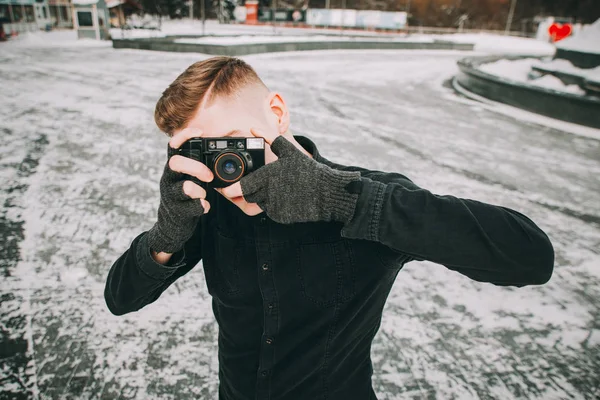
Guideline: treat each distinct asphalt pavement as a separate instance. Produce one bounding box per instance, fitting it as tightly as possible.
[1,42,599,399]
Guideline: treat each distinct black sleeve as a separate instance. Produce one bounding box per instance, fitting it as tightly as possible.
[328,162,554,287]
[104,221,203,316]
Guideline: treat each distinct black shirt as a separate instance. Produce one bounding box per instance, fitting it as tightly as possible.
[105,136,554,400]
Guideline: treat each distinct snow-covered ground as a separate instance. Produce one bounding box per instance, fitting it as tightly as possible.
[433,33,555,56]
[478,58,599,95]
[1,26,599,400]
[3,29,113,48]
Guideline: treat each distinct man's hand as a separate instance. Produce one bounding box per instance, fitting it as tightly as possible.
[219,128,362,225]
[147,128,214,254]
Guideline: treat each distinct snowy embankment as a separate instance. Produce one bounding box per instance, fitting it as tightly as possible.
[432,33,555,56]
[469,19,600,96]
[107,19,556,55]
[478,58,599,95]
[555,18,600,55]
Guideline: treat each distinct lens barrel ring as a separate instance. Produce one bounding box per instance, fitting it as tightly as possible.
[214,152,245,183]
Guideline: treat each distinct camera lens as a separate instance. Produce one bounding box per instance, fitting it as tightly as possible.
[223,161,236,175]
[214,152,245,183]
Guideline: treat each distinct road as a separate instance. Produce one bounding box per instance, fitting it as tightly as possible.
[1,37,599,399]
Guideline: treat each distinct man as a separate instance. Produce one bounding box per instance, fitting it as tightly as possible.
[105,56,554,400]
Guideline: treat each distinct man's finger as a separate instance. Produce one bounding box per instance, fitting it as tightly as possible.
[269,136,301,158]
[169,155,214,183]
[250,127,278,146]
[169,127,204,149]
[199,199,211,214]
[239,166,271,197]
[187,198,210,216]
[182,180,207,200]
[219,182,243,199]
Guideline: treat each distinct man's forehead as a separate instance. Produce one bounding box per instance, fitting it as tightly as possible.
[223,129,243,137]
[187,104,244,136]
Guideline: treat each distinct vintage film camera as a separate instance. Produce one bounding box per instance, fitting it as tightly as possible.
[168,137,265,188]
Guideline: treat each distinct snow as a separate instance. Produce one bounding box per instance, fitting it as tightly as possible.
[534,58,600,82]
[433,33,556,56]
[173,34,435,45]
[479,58,538,81]
[556,18,600,55]
[109,28,166,39]
[1,20,600,400]
[106,0,125,8]
[531,74,587,94]
[478,58,588,95]
[2,30,112,48]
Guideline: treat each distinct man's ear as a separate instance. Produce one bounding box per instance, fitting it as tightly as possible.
[267,92,290,135]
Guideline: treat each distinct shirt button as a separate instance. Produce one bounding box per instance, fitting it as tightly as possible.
[262,263,269,271]
[261,370,268,377]
[265,337,274,345]
[267,303,274,310]
[260,217,267,225]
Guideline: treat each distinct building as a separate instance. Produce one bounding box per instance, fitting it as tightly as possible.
[0,0,52,34]
[72,0,109,39]
[48,0,73,28]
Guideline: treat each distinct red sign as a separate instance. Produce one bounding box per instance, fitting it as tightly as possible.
[245,1,258,24]
[548,23,572,42]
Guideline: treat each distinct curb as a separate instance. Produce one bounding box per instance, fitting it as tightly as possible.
[112,36,474,56]
[455,55,600,129]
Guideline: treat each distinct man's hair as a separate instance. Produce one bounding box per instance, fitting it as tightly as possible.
[155,56,267,135]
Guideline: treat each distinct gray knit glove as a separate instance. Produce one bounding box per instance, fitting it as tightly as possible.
[239,136,362,224]
[147,161,205,253]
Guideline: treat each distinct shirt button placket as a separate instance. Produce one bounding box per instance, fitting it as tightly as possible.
[255,219,278,399]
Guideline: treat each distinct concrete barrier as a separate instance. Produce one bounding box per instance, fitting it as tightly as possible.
[112,36,474,56]
[455,55,600,129]
[554,48,600,69]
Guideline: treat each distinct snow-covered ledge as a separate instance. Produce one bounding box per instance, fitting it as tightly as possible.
[454,55,600,129]
[112,35,474,56]
[554,19,600,69]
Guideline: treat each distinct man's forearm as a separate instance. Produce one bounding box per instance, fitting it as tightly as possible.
[104,230,201,315]
[342,176,554,286]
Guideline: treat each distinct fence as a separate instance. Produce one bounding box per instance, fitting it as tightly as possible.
[234,7,534,37]
[3,21,40,35]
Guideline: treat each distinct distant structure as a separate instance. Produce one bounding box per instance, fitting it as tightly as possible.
[48,0,74,28]
[0,0,52,34]
[72,0,109,39]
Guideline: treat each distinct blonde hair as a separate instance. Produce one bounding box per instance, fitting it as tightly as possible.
[154,56,267,135]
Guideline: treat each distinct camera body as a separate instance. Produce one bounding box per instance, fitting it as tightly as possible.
[168,137,265,188]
